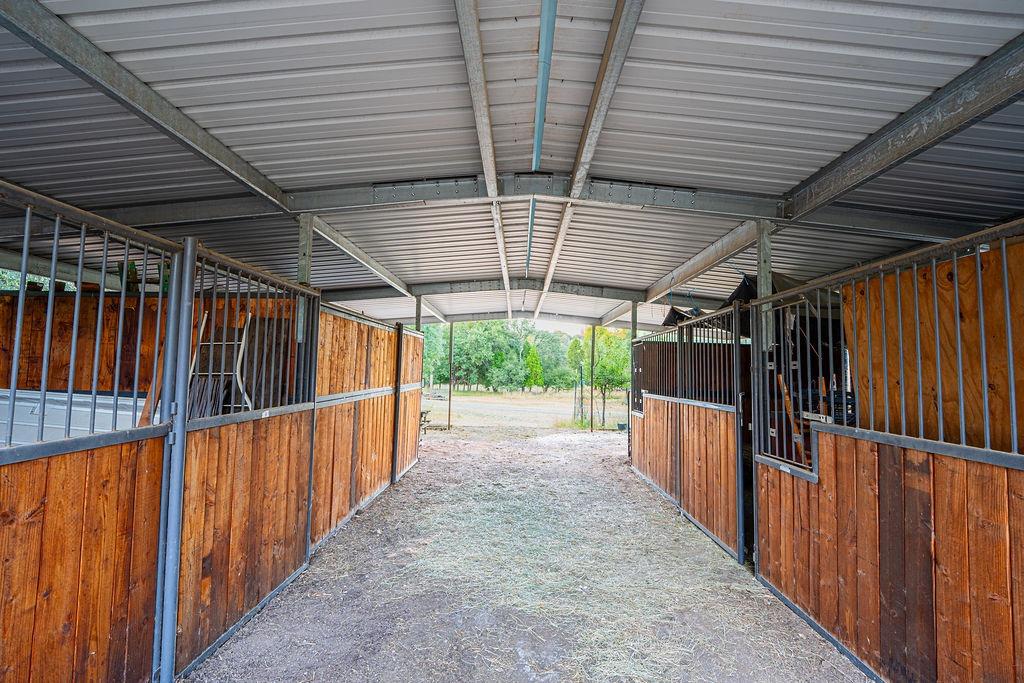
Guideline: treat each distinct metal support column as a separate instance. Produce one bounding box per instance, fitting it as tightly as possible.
[757,219,773,350]
[157,237,197,683]
[447,322,454,430]
[150,250,183,679]
[630,301,637,340]
[390,323,405,484]
[590,324,596,432]
[415,295,423,331]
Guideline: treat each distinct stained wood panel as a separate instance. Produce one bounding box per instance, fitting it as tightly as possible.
[395,388,421,479]
[0,437,163,682]
[842,240,1024,452]
[0,294,163,394]
[354,394,394,506]
[175,410,313,673]
[758,431,1024,682]
[633,396,676,500]
[401,333,424,384]
[679,404,739,554]
[310,402,355,544]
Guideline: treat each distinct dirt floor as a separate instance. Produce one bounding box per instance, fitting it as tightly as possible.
[187,425,867,682]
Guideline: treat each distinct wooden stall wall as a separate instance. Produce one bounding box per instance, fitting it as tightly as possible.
[174,410,313,673]
[0,294,163,393]
[0,437,164,682]
[401,333,423,385]
[310,402,355,544]
[395,389,421,478]
[842,240,1024,452]
[629,410,644,465]
[757,431,1024,682]
[354,393,394,505]
[680,404,739,554]
[633,396,677,501]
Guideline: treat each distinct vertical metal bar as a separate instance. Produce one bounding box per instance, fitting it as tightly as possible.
[390,323,404,485]
[111,239,131,430]
[149,256,166,424]
[912,264,924,438]
[848,280,857,429]
[218,268,231,416]
[228,270,241,413]
[879,272,890,433]
[952,253,966,444]
[932,257,944,442]
[206,264,219,415]
[264,283,276,409]
[37,216,61,441]
[447,321,454,430]
[65,224,86,438]
[89,234,110,434]
[132,246,149,426]
[157,238,196,683]
[864,276,874,431]
[732,301,743,564]
[590,324,596,431]
[1001,240,1018,453]
[248,277,262,410]
[895,266,906,435]
[6,207,33,446]
[976,250,990,450]
[150,249,182,678]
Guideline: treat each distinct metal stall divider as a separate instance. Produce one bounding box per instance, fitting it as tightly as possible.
[747,216,1024,683]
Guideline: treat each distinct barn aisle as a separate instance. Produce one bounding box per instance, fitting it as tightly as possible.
[187,429,866,682]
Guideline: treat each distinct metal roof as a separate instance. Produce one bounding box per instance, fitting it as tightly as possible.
[0,0,1020,329]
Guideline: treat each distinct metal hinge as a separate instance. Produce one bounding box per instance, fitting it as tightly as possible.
[167,432,177,446]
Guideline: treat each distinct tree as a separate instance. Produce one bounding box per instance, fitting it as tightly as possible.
[524,342,543,390]
[576,327,631,426]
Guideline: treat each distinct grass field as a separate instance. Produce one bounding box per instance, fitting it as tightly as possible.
[421,387,629,432]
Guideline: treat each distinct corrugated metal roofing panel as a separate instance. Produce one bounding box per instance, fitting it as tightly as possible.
[0,28,238,208]
[499,198,561,278]
[589,0,1024,196]
[553,203,747,289]
[840,101,1024,222]
[319,202,503,284]
[46,0,484,190]
[332,295,417,323]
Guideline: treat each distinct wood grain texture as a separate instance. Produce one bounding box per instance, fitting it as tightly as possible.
[0,438,162,683]
[175,411,313,674]
[757,432,1023,683]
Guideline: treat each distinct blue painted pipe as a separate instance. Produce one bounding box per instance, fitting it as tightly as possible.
[158,237,197,683]
[526,0,557,279]
[531,0,557,172]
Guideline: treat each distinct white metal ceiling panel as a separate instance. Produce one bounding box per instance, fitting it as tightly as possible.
[589,0,1024,195]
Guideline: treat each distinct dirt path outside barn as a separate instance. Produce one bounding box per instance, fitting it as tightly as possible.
[187,427,867,682]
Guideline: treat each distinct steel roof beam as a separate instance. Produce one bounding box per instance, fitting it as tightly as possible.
[388,309,668,332]
[454,0,513,317]
[302,213,446,323]
[93,174,975,242]
[783,32,1024,220]
[601,219,765,325]
[322,278,658,303]
[535,0,644,320]
[0,0,288,211]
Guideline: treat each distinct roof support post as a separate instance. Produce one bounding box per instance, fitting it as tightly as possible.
[630,302,637,340]
[415,296,423,332]
[783,33,1024,219]
[757,219,773,349]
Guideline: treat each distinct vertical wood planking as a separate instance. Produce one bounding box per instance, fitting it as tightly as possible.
[932,454,973,681]
[903,449,936,681]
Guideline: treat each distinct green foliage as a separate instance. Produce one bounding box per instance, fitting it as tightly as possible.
[421,319,632,404]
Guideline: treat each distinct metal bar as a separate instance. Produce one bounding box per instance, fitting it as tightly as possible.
[157,236,197,683]
[590,324,596,431]
[976,250,990,450]
[132,246,149,426]
[390,323,404,485]
[36,216,60,441]
[952,254,966,444]
[219,267,232,416]
[229,274,241,413]
[110,240,131,429]
[447,322,454,430]
[65,224,86,438]
[895,267,906,435]
[453,0,499,197]
[1002,240,1018,453]
[89,233,110,434]
[879,273,889,434]
[865,277,874,431]
[5,207,32,445]
[784,33,1024,219]
[913,264,923,438]
[532,0,557,171]
[150,249,181,677]
[932,257,944,443]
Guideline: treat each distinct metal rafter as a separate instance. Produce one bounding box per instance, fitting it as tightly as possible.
[301,214,447,323]
[783,32,1024,220]
[387,309,667,332]
[533,0,641,319]
[600,219,768,325]
[0,0,288,210]
[454,0,512,318]
[92,174,975,243]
